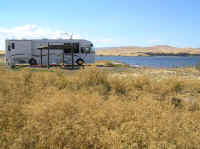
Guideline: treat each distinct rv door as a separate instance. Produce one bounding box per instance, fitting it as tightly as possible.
[6,43,11,64]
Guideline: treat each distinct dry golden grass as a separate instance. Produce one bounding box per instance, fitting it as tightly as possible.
[0,53,5,64]
[0,66,200,149]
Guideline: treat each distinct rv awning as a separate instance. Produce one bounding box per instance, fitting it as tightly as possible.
[38,44,73,50]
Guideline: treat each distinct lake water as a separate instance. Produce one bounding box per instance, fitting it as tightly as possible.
[96,56,200,68]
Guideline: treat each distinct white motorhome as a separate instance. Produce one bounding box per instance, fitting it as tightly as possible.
[5,39,95,66]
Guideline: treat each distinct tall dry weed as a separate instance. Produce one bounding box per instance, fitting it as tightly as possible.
[0,67,200,149]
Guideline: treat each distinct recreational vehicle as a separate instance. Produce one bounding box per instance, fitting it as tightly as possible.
[5,39,95,66]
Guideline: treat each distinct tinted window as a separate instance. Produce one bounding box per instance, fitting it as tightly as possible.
[64,43,79,54]
[81,47,90,53]
[81,47,84,53]
[8,45,11,51]
[11,43,15,49]
[64,49,71,54]
[74,43,79,53]
[64,49,79,53]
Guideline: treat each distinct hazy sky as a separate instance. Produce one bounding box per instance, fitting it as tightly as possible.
[0,0,200,49]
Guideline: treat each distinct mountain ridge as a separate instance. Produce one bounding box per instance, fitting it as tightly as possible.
[96,45,200,56]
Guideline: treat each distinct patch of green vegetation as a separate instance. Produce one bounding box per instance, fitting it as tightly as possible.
[29,68,55,72]
[8,65,55,72]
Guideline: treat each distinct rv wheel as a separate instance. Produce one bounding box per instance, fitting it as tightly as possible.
[29,58,37,65]
[76,59,84,66]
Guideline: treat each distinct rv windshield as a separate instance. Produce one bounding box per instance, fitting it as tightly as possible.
[91,47,95,53]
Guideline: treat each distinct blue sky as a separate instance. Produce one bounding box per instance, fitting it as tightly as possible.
[0,0,200,48]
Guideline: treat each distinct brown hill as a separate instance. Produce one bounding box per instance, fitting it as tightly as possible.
[96,45,200,56]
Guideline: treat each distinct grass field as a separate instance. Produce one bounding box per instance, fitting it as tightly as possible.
[0,51,5,64]
[0,64,200,149]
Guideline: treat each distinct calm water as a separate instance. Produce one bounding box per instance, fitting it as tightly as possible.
[96,56,200,68]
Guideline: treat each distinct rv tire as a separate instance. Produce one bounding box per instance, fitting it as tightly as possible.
[29,58,37,65]
[76,59,84,66]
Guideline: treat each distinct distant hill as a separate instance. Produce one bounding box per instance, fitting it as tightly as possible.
[96,45,200,56]
[0,51,4,55]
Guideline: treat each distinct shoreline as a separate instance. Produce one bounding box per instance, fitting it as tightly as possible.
[96,53,200,57]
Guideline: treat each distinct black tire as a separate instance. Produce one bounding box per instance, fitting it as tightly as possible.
[76,59,84,66]
[29,58,37,65]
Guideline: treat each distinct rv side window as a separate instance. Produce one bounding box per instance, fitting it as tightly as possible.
[74,43,79,53]
[64,43,79,53]
[64,49,71,54]
[81,48,84,53]
[64,48,79,54]
[81,47,90,53]
[8,45,11,51]
[11,43,15,49]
